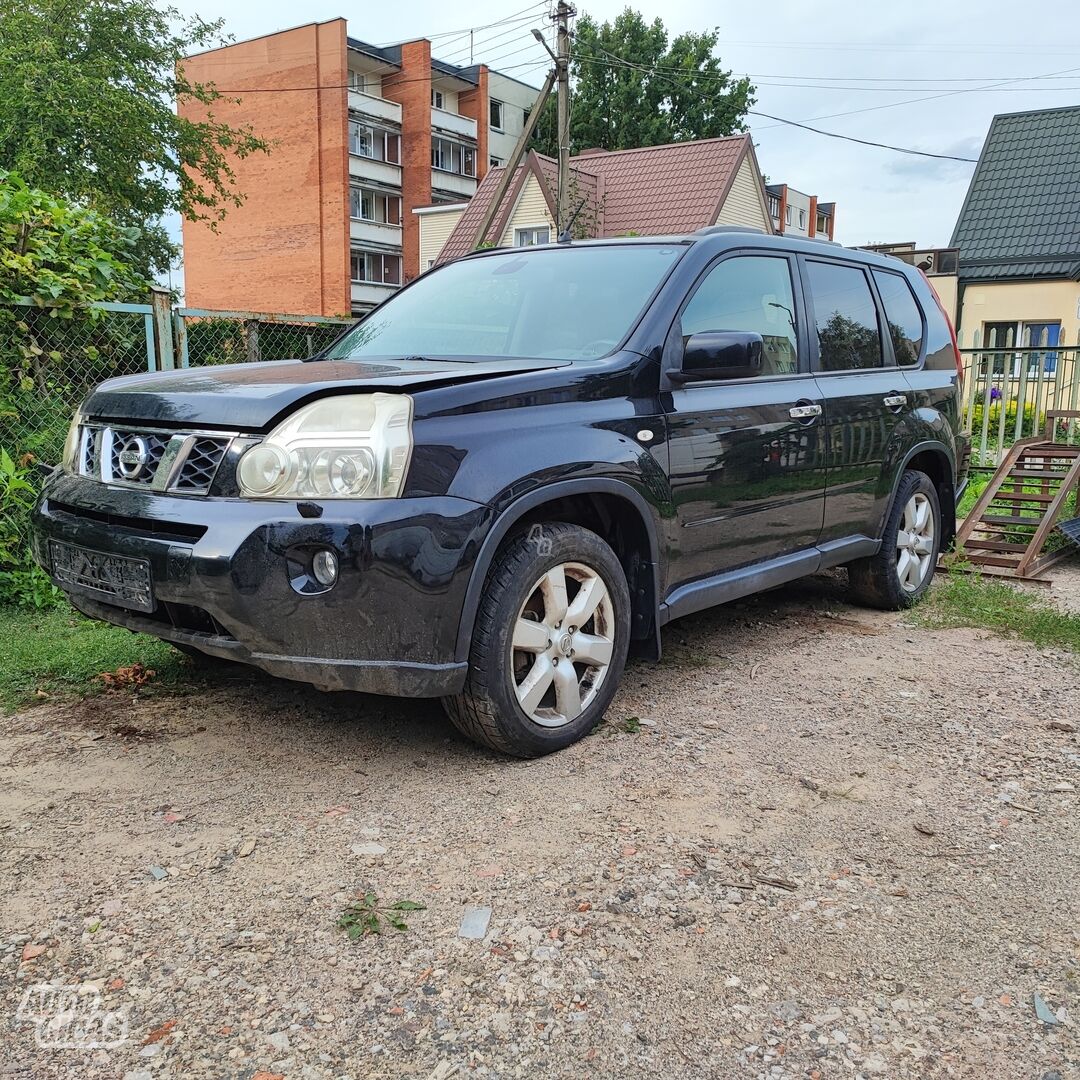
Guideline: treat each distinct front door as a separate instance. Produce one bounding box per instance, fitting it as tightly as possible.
[663,252,827,586]
[801,257,914,542]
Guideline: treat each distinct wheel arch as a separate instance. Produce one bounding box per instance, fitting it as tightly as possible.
[454,479,663,665]
[891,440,957,545]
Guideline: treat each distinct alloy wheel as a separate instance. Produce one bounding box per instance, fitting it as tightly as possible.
[896,492,935,593]
[510,561,616,727]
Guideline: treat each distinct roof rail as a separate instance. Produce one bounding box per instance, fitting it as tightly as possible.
[692,225,766,236]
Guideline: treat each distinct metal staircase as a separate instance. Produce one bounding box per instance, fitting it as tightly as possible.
[954,411,1080,579]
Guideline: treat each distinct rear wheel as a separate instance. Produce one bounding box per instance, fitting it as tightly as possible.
[443,522,630,757]
[848,469,941,610]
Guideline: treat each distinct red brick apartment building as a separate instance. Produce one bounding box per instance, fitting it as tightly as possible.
[179,19,541,315]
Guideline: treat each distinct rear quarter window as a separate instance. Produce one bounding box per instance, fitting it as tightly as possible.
[871,269,924,365]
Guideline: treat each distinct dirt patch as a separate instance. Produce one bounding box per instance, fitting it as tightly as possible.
[2,571,1078,1078]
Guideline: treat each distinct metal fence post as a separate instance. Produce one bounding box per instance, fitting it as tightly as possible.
[150,287,176,371]
[245,319,260,363]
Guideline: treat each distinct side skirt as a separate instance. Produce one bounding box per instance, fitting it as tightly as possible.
[658,535,879,625]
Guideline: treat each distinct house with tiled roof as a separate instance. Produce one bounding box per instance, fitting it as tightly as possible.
[950,105,1080,348]
[415,134,775,270]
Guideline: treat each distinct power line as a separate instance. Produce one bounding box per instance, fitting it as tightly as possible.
[746,110,978,161]
[209,59,552,95]
[371,2,548,47]
[753,80,1080,93]
[570,55,978,162]
[436,15,549,63]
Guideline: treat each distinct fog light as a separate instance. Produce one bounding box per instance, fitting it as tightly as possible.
[312,549,338,587]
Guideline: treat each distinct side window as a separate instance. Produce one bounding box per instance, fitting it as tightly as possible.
[872,269,924,365]
[680,255,799,376]
[805,261,882,371]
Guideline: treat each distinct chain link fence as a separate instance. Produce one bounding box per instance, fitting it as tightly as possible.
[0,299,353,563]
[175,309,351,369]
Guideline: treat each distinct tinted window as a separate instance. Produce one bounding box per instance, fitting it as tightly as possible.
[806,261,882,371]
[873,270,924,365]
[324,245,682,362]
[681,256,799,376]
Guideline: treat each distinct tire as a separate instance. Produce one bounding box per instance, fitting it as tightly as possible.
[443,522,631,757]
[848,469,942,610]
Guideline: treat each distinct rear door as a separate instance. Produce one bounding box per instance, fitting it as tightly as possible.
[663,250,827,585]
[801,257,914,542]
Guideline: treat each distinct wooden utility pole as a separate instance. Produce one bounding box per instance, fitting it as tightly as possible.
[554,1,574,234]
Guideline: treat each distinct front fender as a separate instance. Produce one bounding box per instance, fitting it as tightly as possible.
[452,476,666,665]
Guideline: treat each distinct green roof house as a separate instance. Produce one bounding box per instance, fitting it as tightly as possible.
[951,104,1080,350]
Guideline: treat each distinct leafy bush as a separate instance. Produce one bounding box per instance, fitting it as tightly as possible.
[968,399,1039,434]
[0,446,59,607]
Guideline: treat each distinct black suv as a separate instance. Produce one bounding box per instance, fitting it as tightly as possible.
[32,229,967,757]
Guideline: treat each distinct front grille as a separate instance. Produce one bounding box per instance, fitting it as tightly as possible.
[174,437,230,493]
[110,430,168,486]
[76,425,234,495]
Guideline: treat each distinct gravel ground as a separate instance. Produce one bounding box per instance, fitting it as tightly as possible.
[2,566,1078,1079]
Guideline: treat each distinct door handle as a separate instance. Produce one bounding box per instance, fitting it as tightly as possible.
[789,404,823,420]
[883,393,907,409]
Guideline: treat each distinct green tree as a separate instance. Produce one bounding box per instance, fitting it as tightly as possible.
[0,170,150,603]
[531,8,755,155]
[0,0,268,277]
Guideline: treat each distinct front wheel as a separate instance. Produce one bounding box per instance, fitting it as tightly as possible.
[848,470,942,610]
[443,522,631,757]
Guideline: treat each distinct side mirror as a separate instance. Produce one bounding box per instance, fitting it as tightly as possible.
[670,331,764,383]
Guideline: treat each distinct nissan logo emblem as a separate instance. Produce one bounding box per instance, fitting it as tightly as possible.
[116,435,150,479]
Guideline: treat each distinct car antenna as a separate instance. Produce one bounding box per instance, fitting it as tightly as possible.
[557,197,588,244]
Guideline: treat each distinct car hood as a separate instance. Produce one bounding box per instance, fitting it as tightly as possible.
[82,356,570,430]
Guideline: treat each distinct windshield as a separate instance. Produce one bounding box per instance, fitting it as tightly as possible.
[324,244,683,362]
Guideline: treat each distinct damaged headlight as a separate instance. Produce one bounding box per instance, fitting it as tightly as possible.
[237,393,413,499]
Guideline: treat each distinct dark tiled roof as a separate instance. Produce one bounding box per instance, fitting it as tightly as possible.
[437,135,759,262]
[573,136,753,235]
[346,38,401,67]
[951,105,1080,282]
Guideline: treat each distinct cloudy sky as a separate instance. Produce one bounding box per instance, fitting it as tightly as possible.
[168,0,1080,249]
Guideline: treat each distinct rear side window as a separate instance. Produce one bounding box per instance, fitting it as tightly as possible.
[680,255,799,376]
[805,261,882,371]
[872,270,924,365]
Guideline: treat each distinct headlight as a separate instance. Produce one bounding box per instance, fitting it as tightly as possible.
[237,393,413,500]
[62,411,82,473]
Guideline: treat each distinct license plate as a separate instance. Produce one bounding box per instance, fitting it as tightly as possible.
[49,541,154,613]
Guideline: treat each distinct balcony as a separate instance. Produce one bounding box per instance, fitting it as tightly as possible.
[348,90,402,125]
[349,218,402,248]
[431,106,477,140]
[349,155,402,189]
[351,281,398,309]
[431,169,477,199]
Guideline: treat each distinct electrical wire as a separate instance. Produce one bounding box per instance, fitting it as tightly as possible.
[570,54,978,162]
[371,2,548,47]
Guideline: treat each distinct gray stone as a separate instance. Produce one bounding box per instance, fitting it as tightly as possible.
[458,906,492,940]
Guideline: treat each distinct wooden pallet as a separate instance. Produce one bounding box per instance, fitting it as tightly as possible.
[953,411,1080,580]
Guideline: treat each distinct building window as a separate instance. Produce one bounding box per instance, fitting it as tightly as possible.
[351,251,402,286]
[515,226,550,247]
[785,205,792,226]
[349,121,373,158]
[490,99,504,130]
[798,209,806,229]
[350,187,402,226]
[767,195,780,220]
[432,89,444,109]
[490,155,503,168]
[432,136,476,177]
[816,213,828,235]
[348,71,379,95]
[349,121,400,165]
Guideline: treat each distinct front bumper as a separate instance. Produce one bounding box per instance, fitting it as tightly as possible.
[32,472,493,697]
